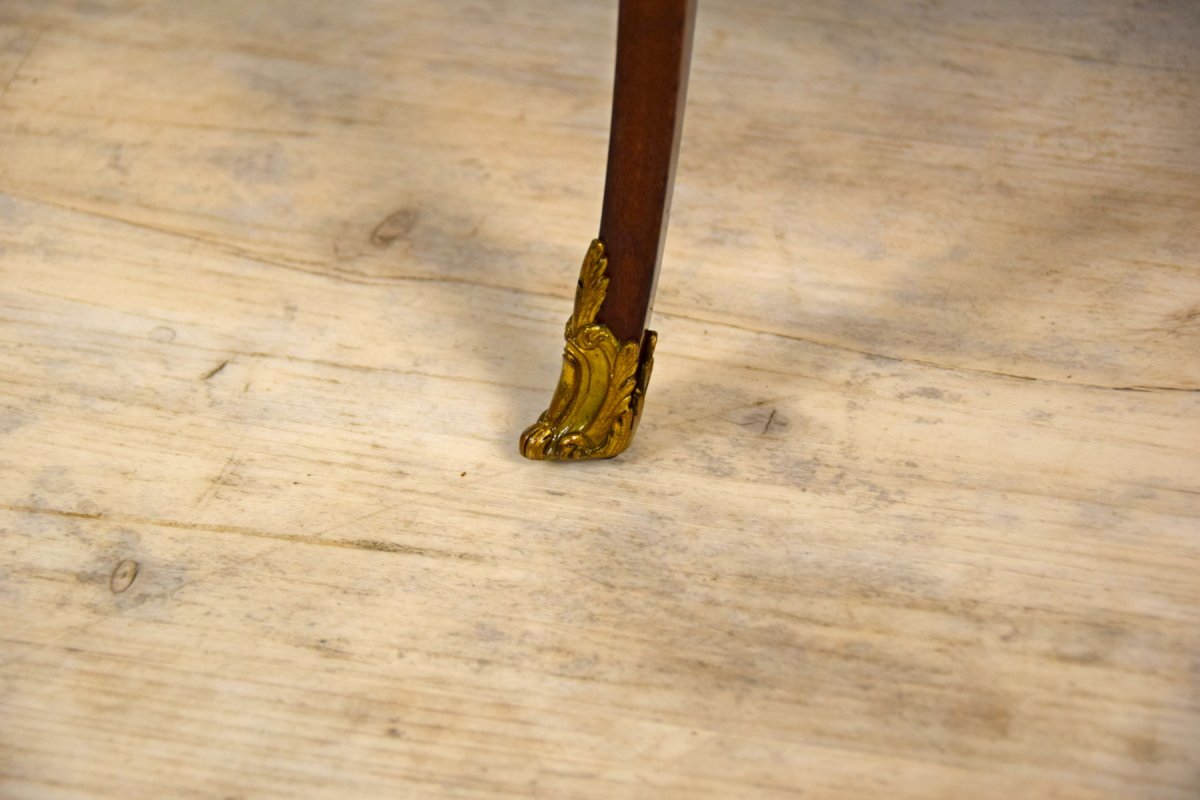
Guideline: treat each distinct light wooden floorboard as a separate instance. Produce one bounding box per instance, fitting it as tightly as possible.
[1,1,1197,797]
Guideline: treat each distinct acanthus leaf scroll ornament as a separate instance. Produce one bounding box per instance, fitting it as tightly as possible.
[519,239,656,461]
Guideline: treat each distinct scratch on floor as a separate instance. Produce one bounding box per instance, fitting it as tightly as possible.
[201,359,229,381]
[194,452,238,509]
[0,29,41,103]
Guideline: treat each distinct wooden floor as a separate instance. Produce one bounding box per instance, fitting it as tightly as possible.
[2,1,1198,797]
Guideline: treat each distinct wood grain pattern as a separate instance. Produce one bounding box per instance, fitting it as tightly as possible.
[0,0,1197,798]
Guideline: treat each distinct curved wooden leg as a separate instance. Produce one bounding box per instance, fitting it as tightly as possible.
[520,0,697,461]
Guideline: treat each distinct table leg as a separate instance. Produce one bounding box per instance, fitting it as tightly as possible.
[520,0,697,461]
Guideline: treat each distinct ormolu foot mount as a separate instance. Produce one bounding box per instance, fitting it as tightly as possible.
[520,240,656,460]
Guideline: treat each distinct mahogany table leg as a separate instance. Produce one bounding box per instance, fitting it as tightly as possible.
[520,0,697,461]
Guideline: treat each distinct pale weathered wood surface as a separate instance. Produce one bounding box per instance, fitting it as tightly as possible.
[1,0,1198,797]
